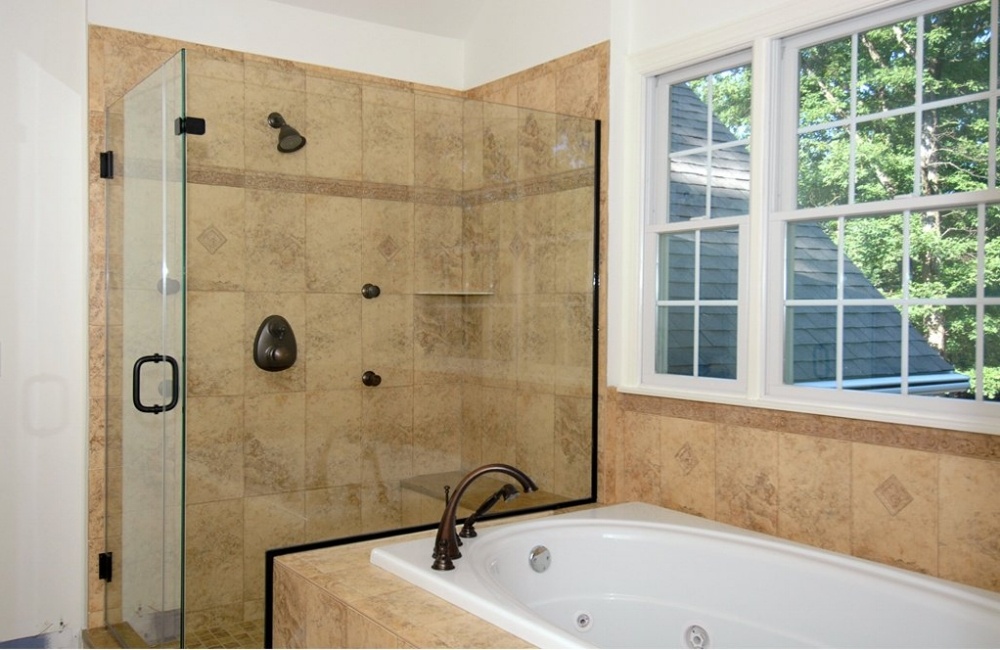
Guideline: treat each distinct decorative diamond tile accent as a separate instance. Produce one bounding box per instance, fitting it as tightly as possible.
[509,234,524,258]
[674,442,699,476]
[197,226,227,254]
[378,235,400,261]
[874,474,913,516]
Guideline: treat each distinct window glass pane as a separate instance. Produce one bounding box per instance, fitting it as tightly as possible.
[669,152,708,221]
[670,84,708,154]
[700,306,738,378]
[855,114,915,203]
[711,145,751,218]
[923,0,991,103]
[709,66,752,141]
[843,214,903,299]
[857,19,917,116]
[908,208,979,299]
[984,305,1000,400]
[659,233,695,300]
[785,306,837,384]
[656,306,694,375]
[910,305,974,398]
[843,305,902,387]
[789,220,840,300]
[988,206,1000,297]
[700,229,739,300]
[798,126,850,207]
[799,37,852,127]
[921,101,990,195]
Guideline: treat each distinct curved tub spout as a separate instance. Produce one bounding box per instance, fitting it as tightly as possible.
[432,464,538,570]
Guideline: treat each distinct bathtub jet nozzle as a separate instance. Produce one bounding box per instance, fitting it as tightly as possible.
[432,464,537,571]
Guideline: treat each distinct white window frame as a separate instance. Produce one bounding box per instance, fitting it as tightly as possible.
[641,52,752,394]
[621,0,1000,435]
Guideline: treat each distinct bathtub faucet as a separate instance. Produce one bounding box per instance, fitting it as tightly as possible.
[432,464,538,571]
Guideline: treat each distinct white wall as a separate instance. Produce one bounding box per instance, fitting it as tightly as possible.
[87,0,468,89]
[463,0,611,88]
[0,0,88,646]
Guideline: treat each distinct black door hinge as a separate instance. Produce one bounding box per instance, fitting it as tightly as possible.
[174,116,206,136]
[99,151,114,179]
[98,551,113,582]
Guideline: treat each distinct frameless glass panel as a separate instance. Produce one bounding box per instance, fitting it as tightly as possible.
[855,114,915,203]
[843,214,903,299]
[857,19,917,116]
[788,220,839,300]
[656,306,695,375]
[798,126,850,207]
[106,50,185,648]
[785,306,838,385]
[923,0,991,103]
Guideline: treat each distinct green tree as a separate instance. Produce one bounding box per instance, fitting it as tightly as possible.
[797,0,1000,399]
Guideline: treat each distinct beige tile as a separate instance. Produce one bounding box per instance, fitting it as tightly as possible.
[660,417,716,518]
[305,485,363,540]
[413,203,464,292]
[362,199,414,295]
[345,607,399,649]
[716,425,779,534]
[413,383,462,475]
[304,293,362,391]
[777,432,851,553]
[519,108,558,180]
[304,194,363,293]
[304,581,347,648]
[621,411,662,503]
[184,499,244,613]
[415,95,464,191]
[187,184,246,291]
[362,86,414,186]
[187,64,246,170]
[186,291,245,397]
[244,189,306,293]
[465,385,518,469]
[305,389,363,488]
[518,72,556,113]
[305,80,363,181]
[555,57,601,119]
[271,563,306,648]
[851,443,938,574]
[516,390,556,488]
[185,395,244,504]
[244,392,306,495]
[553,394,593,499]
[482,102,519,186]
[361,294,414,386]
[243,492,306,601]
[939,455,1000,590]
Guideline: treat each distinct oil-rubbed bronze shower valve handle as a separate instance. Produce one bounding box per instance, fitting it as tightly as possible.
[361,370,382,386]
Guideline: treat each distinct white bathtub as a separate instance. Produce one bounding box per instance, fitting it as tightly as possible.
[370,502,1000,648]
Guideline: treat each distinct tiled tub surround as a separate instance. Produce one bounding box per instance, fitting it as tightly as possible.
[88,26,608,641]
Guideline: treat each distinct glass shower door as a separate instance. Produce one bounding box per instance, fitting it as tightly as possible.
[104,50,186,648]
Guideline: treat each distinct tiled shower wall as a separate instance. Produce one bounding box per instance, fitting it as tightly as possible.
[88,26,606,633]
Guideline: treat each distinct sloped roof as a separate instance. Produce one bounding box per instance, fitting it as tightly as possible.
[660,84,969,393]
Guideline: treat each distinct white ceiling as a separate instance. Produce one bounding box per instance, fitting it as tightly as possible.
[269,0,487,39]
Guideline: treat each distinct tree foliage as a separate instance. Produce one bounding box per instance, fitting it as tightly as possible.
[796,0,1000,398]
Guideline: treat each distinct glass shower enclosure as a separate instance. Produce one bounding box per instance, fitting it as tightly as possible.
[103,50,187,648]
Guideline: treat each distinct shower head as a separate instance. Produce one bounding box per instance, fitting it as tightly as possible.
[267,112,306,153]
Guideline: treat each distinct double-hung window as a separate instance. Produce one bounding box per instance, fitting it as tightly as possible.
[640,0,1000,432]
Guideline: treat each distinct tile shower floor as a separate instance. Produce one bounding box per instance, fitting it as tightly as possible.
[185,621,263,649]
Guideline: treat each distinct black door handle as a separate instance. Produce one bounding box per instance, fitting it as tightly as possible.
[133,354,179,414]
